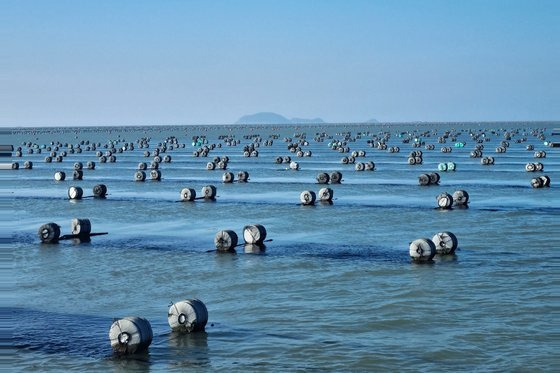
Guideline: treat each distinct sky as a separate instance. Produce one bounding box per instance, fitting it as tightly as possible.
[1,0,559,126]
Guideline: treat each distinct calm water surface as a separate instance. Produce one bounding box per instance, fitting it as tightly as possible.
[3,123,559,371]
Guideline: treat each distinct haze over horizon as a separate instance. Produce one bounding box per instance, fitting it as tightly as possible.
[1,0,559,127]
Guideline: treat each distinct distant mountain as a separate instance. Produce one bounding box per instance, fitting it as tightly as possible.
[365,118,379,123]
[235,112,325,124]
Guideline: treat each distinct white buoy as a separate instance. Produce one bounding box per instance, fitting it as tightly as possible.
[109,317,153,355]
[150,170,161,181]
[222,171,234,183]
[214,230,238,251]
[68,186,83,200]
[243,224,267,244]
[134,170,146,182]
[180,188,196,201]
[409,238,436,262]
[318,187,334,202]
[432,231,458,255]
[168,299,208,333]
[71,218,91,237]
[54,171,66,181]
[436,192,453,209]
[300,190,316,205]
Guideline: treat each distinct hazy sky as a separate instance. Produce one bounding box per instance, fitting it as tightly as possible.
[1,0,559,126]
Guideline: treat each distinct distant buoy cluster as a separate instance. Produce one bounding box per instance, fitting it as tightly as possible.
[409,231,459,262]
[407,151,423,165]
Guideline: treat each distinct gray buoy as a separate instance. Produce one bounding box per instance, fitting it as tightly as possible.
[318,187,334,202]
[23,161,33,169]
[138,162,147,170]
[409,238,436,262]
[243,224,267,244]
[68,186,83,200]
[214,230,238,251]
[109,317,153,355]
[418,174,430,186]
[531,177,543,188]
[71,218,91,237]
[180,188,196,201]
[222,171,234,183]
[73,170,83,180]
[134,170,146,182]
[93,184,107,198]
[201,185,217,200]
[150,169,161,181]
[316,172,330,184]
[539,175,551,187]
[206,162,215,170]
[54,171,66,181]
[330,171,342,184]
[38,223,61,244]
[300,190,316,205]
[87,161,95,170]
[436,192,453,209]
[432,231,458,255]
[452,190,469,206]
[237,171,249,182]
[74,162,83,170]
[429,172,440,185]
[168,299,208,333]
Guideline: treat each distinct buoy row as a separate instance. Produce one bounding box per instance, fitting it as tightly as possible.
[134,169,161,181]
[525,162,544,172]
[418,172,440,186]
[299,187,334,205]
[214,224,268,251]
[410,231,459,262]
[531,176,551,188]
[110,298,208,355]
[179,185,217,201]
[534,151,546,158]
[68,185,107,199]
[436,190,469,209]
[354,161,375,171]
[38,218,107,243]
[480,156,495,165]
[437,162,456,171]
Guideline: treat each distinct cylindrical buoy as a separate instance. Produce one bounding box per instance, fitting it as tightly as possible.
[436,192,453,209]
[222,171,234,183]
[316,172,330,184]
[168,299,208,333]
[438,163,447,171]
[355,162,365,171]
[214,230,238,251]
[38,223,61,243]
[109,317,153,355]
[237,171,249,182]
[300,190,316,205]
[318,187,334,202]
[73,170,83,180]
[74,162,83,170]
[71,218,91,237]
[201,185,217,200]
[68,186,83,200]
[429,172,440,185]
[452,190,469,206]
[24,161,33,169]
[206,162,215,170]
[134,170,146,182]
[418,174,430,186]
[54,171,66,181]
[289,161,299,170]
[330,171,342,184]
[447,162,456,171]
[138,162,147,170]
[409,238,436,262]
[243,224,267,244]
[432,231,458,255]
[531,177,543,188]
[150,169,161,181]
[93,184,107,198]
[87,161,95,170]
[539,175,551,187]
[180,188,196,201]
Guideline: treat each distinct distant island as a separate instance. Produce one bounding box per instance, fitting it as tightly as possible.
[235,112,379,125]
[235,112,325,124]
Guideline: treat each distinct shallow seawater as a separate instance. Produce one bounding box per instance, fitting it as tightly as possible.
[3,123,560,371]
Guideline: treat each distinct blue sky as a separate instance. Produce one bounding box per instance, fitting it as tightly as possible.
[1,0,558,125]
